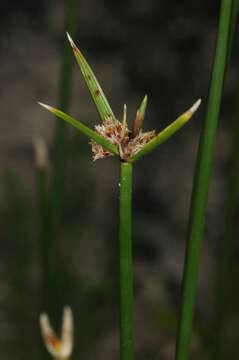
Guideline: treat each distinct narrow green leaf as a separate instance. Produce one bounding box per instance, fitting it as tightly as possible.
[66,32,116,122]
[212,1,239,357]
[133,95,148,137]
[38,103,119,156]
[130,99,201,162]
[227,0,239,61]
[175,0,233,358]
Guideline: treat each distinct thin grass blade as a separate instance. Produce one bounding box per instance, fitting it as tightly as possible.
[130,99,201,162]
[213,103,239,356]
[38,103,118,156]
[227,0,239,62]
[212,1,239,356]
[175,0,233,358]
[47,0,79,326]
[67,32,115,122]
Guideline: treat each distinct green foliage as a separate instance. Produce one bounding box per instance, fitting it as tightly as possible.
[38,27,206,360]
[67,32,116,122]
[130,99,201,162]
[175,0,234,359]
[38,103,119,155]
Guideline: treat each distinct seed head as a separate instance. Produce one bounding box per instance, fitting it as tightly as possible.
[40,306,73,359]
[90,107,155,161]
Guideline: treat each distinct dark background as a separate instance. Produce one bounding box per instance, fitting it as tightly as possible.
[0,0,239,359]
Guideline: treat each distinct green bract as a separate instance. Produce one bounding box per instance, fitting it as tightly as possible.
[39,33,201,163]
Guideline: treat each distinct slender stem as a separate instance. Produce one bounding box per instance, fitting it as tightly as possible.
[212,1,239,357]
[35,160,51,360]
[119,162,134,360]
[47,0,78,317]
[34,138,51,313]
[213,84,239,359]
[175,1,232,359]
[36,165,49,309]
[227,0,239,62]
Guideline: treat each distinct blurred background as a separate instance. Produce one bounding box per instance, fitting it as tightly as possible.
[0,0,239,359]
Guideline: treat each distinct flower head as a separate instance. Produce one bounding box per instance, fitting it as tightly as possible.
[40,306,73,359]
[38,33,201,163]
[90,107,155,161]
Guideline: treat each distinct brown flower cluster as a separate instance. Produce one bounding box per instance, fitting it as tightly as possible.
[91,116,155,161]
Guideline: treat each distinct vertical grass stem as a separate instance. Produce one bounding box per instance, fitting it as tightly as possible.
[119,162,134,360]
[47,0,78,317]
[212,1,239,357]
[175,0,232,359]
[213,86,239,358]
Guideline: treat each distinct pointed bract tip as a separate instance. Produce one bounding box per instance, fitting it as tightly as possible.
[136,94,148,124]
[38,102,54,112]
[39,313,51,335]
[34,137,48,168]
[63,306,72,319]
[66,32,74,46]
[123,103,127,119]
[122,104,127,134]
[62,306,73,336]
[66,32,78,52]
[40,312,47,325]
[189,98,202,115]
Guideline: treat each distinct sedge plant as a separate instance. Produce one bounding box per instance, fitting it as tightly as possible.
[39,33,201,360]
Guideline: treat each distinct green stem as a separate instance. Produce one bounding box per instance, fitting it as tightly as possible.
[36,165,49,309]
[227,0,239,62]
[119,162,134,360]
[35,157,51,360]
[212,2,239,357]
[47,0,78,317]
[175,0,232,359]
[213,83,239,360]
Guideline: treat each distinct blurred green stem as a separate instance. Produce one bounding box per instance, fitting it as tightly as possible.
[34,139,49,359]
[119,162,134,360]
[36,164,49,309]
[47,0,78,316]
[213,1,239,357]
[227,0,239,62]
[213,100,239,356]
[175,0,232,359]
